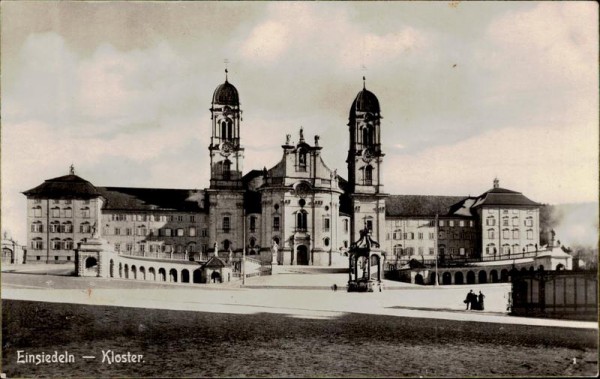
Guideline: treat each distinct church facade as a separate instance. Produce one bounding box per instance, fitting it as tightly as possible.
[23,73,543,268]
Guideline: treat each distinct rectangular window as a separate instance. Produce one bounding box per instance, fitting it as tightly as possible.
[223,217,231,232]
[67,256,71,261]
[418,232,423,240]
[126,228,132,236]
[164,228,172,237]
[115,243,121,252]
[177,215,184,222]
[190,215,195,223]
[324,218,330,232]
[114,228,121,235]
[418,247,424,255]
[503,229,509,239]
[51,208,60,217]
[429,232,434,240]
[177,228,184,237]
[126,243,133,252]
[81,208,90,218]
[527,230,533,239]
[459,220,465,227]
[250,216,257,232]
[513,230,519,239]
[201,229,208,237]
[429,247,434,255]
[438,231,445,239]
[449,220,454,227]
[469,220,474,227]
[459,247,465,256]
[189,227,197,237]
[154,215,161,222]
[139,244,146,253]
[366,220,373,231]
[488,229,495,239]
[169,215,175,222]
[439,220,445,227]
[273,217,280,231]
[34,199,42,204]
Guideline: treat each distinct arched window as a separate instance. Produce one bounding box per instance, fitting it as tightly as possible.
[227,119,233,140]
[51,238,61,250]
[64,207,73,218]
[32,206,42,217]
[362,125,374,146]
[393,229,402,240]
[502,244,510,255]
[62,221,73,233]
[249,216,257,232]
[343,219,349,233]
[297,148,307,171]
[50,221,60,233]
[249,237,256,247]
[51,207,60,218]
[221,120,229,140]
[486,216,495,226]
[80,222,91,234]
[513,229,519,239]
[324,237,330,247]
[296,211,307,231]
[393,244,403,255]
[187,242,196,253]
[223,240,231,250]
[502,229,510,239]
[487,229,495,239]
[364,165,373,185]
[81,207,90,218]
[31,238,43,250]
[63,238,73,250]
[31,221,43,233]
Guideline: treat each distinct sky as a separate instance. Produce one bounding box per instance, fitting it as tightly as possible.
[2,1,598,245]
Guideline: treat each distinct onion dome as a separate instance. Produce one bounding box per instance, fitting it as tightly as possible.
[349,77,380,118]
[212,69,239,106]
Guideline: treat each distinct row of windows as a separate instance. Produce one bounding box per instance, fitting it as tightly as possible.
[31,221,94,234]
[438,220,474,227]
[486,216,534,227]
[391,246,473,257]
[31,207,91,218]
[485,243,537,254]
[33,199,89,205]
[109,226,198,237]
[487,229,534,240]
[438,231,476,241]
[115,242,198,254]
[110,214,196,223]
[31,237,74,250]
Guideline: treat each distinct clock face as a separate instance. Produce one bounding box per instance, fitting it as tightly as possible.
[295,182,311,199]
[221,141,233,156]
[362,148,373,163]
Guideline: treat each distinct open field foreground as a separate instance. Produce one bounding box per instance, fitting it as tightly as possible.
[2,299,598,378]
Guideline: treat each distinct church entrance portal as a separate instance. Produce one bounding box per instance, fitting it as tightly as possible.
[296,245,309,265]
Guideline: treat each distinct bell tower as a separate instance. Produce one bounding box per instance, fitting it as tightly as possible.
[346,77,388,244]
[209,69,244,189]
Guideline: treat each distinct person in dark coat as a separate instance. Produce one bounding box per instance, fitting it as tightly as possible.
[478,291,485,311]
[464,290,475,310]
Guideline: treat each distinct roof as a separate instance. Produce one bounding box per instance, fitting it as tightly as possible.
[212,80,239,106]
[203,256,229,268]
[385,195,467,217]
[23,174,101,199]
[97,187,205,212]
[350,88,380,118]
[472,187,540,208]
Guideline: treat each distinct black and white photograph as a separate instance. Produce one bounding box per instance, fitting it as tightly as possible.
[1,1,598,377]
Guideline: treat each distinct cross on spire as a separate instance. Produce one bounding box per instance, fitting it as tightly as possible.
[224,58,229,81]
[69,164,75,175]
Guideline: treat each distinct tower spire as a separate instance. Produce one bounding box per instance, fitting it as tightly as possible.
[363,76,366,89]
[225,68,228,82]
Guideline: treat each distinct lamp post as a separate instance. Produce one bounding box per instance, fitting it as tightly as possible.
[242,208,246,286]
[434,213,439,286]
